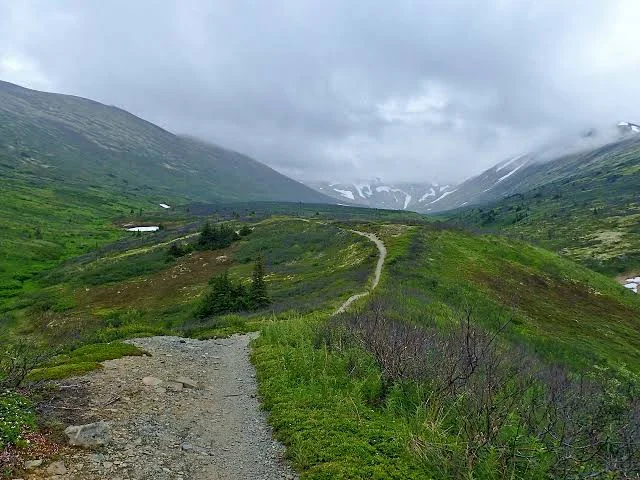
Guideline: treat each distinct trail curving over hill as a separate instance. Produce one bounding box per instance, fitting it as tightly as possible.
[334,230,387,315]
[38,227,386,480]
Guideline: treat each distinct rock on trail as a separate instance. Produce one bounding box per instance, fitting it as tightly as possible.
[34,334,296,480]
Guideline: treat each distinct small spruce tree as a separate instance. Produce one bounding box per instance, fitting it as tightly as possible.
[198,221,214,247]
[197,271,248,317]
[249,254,270,309]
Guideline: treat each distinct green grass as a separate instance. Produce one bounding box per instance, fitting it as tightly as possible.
[253,314,435,479]
[0,391,36,450]
[0,171,188,307]
[232,218,377,313]
[376,224,640,371]
[27,341,145,381]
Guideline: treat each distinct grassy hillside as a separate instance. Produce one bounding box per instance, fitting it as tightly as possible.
[376,225,640,370]
[0,80,331,204]
[252,223,640,478]
[0,174,149,302]
[5,217,377,346]
[446,138,640,276]
[0,80,336,302]
[3,211,639,477]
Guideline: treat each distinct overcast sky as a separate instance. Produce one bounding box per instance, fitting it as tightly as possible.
[1,1,638,183]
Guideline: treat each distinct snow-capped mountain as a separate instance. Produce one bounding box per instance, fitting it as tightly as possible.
[309,121,640,214]
[307,180,457,211]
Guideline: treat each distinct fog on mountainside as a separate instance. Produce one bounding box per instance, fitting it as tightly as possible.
[2,1,640,184]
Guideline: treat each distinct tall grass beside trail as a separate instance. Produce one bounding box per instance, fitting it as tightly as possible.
[252,312,434,479]
[253,305,640,479]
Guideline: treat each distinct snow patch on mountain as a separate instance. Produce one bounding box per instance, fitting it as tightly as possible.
[496,154,525,172]
[354,183,372,198]
[430,189,458,204]
[307,179,456,212]
[618,121,640,133]
[496,163,525,183]
[419,188,436,202]
[333,188,355,200]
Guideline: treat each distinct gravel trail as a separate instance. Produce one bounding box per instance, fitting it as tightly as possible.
[32,335,295,480]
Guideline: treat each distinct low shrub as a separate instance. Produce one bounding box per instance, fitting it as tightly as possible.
[166,242,193,260]
[320,302,640,478]
[0,341,54,390]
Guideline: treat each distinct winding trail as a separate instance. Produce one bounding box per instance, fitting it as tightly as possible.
[37,228,387,480]
[334,230,387,314]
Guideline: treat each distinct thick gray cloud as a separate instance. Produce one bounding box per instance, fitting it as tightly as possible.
[1,0,639,183]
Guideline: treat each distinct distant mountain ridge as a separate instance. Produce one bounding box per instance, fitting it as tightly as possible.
[425,123,640,212]
[308,180,456,211]
[307,123,640,214]
[0,80,333,205]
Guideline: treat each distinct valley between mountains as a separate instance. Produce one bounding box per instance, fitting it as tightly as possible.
[3,80,640,479]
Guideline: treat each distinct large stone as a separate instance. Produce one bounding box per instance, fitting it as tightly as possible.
[173,376,198,389]
[165,381,184,392]
[46,461,67,475]
[65,421,111,447]
[142,376,163,386]
[24,459,43,469]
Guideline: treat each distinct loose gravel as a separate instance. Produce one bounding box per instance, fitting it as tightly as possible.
[29,334,296,480]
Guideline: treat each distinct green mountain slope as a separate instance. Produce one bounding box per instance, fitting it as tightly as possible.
[445,138,640,275]
[0,80,332,204]
[425,135,640,213]
[0,80,333,300]
[378,225,640,369]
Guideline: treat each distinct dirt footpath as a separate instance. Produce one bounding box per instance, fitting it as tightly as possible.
[31,335,296,480]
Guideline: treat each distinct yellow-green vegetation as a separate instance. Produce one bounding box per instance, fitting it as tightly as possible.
[449,140,640,276]
[3,217,377,376]
[0,179,146,301]
[27,342,145,381]
[378,225,640,370]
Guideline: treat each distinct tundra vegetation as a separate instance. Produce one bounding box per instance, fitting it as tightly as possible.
[2,209,640,478]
